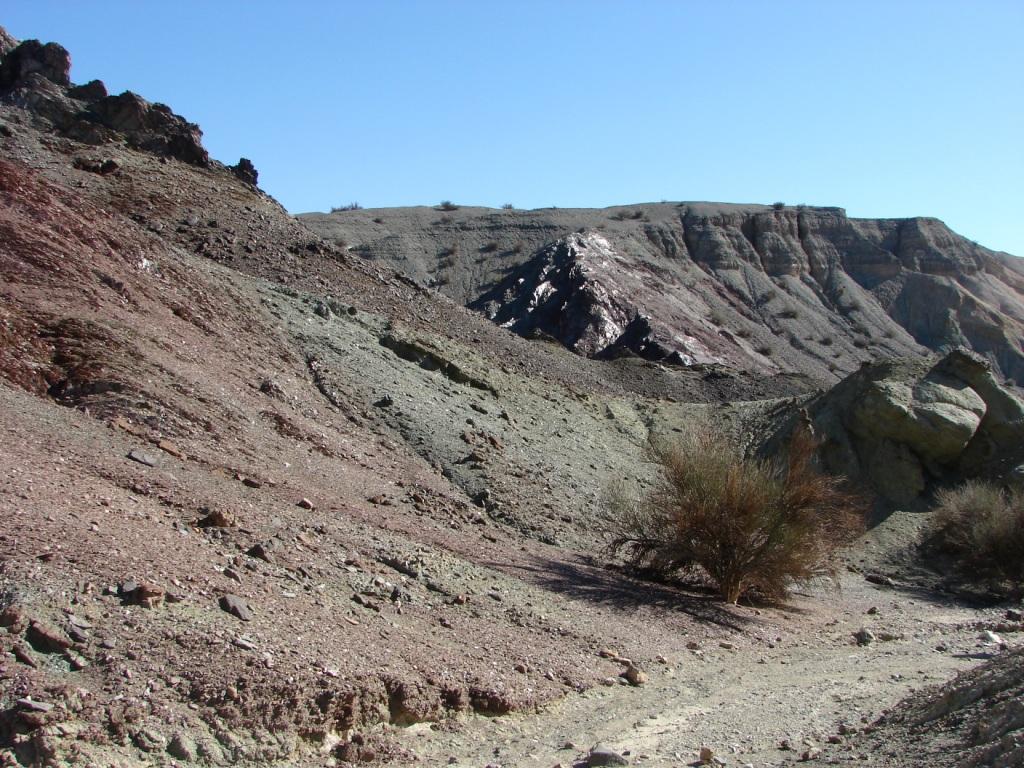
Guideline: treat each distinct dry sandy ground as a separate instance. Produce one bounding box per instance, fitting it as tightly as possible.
[406,549,1018,768]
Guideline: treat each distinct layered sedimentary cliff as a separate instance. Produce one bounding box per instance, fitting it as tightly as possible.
[303,204,1024,384]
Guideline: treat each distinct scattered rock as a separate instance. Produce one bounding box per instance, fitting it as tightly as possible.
[588,744,628,766]
[219,594,252,622]
[853,628,875,646]
[64,649,88,671]
[157,439,183,458]
[374,394,394,408]
[621,664,647,686]
[167,731,198,761]
[865,573,895,587]
[297,497,315,510]
[127,449,158,467]
[133,582,165,608]
[197,508,236,528]
[133,727,167,753]
[0,604,26,632]
[247,542,275,563]
[15,697,53,713]
[12,643,37,667]
[699,746,714,764]
[26,620,72,653]
[980,630,1003,645]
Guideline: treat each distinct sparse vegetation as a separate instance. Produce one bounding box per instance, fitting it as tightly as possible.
[777,306,799,319]
[710,311,726,326]
[772,201,786,210]
[611,210,645,221]
[820,335,834,346]
[480,241,499,253]
[756,344,773,356]
[501,203,515,210]
[924,481,1024,591]
[438,200,459,211]
[372,217,384,224]
[603,427,864,603]
[735,327,752,339]
[331,202,362,212]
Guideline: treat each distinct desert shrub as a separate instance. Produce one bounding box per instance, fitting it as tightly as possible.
[480,241,499,253]
[438,200,459,211]
[509,241,524,254]
[372,217,384,224]
[603,427,864,603]
[820,335,834,346]
[755,344,773,356]
[772,201,786,210]
[501,203,515,210]
[924,481,1024,590]
[735,327,752,339]
[331,202,361,212]
[777,306,799,319]
[709,311,726,326]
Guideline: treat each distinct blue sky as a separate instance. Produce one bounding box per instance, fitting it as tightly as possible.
[5,2,1022,255]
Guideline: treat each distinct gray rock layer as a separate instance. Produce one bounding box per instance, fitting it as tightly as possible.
[301,204,1024,385]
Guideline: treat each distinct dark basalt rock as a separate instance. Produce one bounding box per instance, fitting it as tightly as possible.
[0,39,71,89]
[0,27,209,167]
[231,157,258,186]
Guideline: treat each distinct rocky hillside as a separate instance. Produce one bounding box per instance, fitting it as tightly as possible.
[301,204,1024,385]
[2,25,1023,768]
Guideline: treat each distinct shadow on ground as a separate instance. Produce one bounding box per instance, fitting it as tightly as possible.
[490,553,752,632]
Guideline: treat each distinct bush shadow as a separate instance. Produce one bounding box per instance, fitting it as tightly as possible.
[492,553,752,632]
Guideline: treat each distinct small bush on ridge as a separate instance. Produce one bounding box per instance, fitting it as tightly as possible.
[331,202,362,212]
[603,427,864,603]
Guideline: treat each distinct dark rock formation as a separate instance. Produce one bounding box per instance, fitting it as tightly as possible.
[0,38,71,88]
[231,157,258,186]
[0,26,208,166]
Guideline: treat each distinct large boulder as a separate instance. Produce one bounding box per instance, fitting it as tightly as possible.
[781,349,1024,506]
[0,39,71,89]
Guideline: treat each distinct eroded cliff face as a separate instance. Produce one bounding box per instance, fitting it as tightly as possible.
[303,204,1024,385]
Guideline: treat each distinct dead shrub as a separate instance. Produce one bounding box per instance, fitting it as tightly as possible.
[603,427,864,603]
[924,481,1024,590]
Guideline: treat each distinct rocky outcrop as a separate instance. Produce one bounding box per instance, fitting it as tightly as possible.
[0,26,208,166]
[231,157,259,186]
[781,349,1024,505]
[302,204,1024,385]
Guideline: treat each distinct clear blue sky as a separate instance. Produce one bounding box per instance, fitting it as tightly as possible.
[5,2,1022,255]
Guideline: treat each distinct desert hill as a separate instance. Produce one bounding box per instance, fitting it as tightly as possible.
[301,203,1024,385]
[1,25,1022,768]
